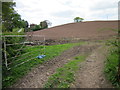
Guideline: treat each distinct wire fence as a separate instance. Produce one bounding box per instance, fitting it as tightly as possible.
[2,35,46,70]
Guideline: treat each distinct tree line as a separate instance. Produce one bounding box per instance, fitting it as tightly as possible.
[2,2,28,32]
[2,2,84,33]
[2,2,51,33]
[30,20,52,31]
[30,17,84,31]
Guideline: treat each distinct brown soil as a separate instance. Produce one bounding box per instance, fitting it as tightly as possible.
[27,20,118,40]
[11,42,99,88]
[71,45,113,88]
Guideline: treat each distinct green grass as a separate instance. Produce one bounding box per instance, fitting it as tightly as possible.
[12,28,24,33]
[2,42,85,88]
[104,43,119,87]
[44,55,86,88]
[2,31,25,35]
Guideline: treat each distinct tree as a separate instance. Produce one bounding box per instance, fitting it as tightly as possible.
[22,20,29,32]
[2,2,28,32]
[45,20,52,26]
[33,25,41,31]
[40,20,52,29]
[30,24,36,30]
[74,17,84,22]
[29,20,52,31]
[2,2,15,31]
[40,21,47,29]
[30,24,41,31]
[2,1,28,70]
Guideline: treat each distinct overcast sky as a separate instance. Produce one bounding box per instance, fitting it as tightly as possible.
[14,0,119,27]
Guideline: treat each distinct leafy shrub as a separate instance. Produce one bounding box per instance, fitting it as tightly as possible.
[32,25,41,31]
[105,39,120,87]
[2,32,25,86]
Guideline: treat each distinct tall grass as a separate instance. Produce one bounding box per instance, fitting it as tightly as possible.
[104,39,119,88]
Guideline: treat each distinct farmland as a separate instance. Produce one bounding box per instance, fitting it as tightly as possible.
[3,20,119,88]
[27,20,118,40]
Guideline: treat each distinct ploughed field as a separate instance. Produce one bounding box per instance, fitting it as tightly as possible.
[27,20,118,41]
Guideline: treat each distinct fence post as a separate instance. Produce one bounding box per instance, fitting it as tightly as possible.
[3,36,8,69]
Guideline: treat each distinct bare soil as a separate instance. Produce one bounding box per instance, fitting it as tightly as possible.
[27,20,118,40]
[71,45,113,88]
[11,42,99,88]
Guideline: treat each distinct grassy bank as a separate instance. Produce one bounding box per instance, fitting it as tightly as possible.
[44,55,86,88]
[3,42,85,88]
[104,40,119,88]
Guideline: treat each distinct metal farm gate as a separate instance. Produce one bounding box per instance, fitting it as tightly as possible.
[2,35,46,70]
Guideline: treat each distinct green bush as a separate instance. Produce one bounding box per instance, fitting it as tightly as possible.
[2,32,25,59]
[32,25,41,31]
[105,39,119,87]
[2,32,25,86]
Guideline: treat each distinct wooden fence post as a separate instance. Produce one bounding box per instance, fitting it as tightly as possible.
[3,36,8,69]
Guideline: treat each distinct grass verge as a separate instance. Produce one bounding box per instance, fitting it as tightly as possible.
[44,55,86,88]
[104,40,119,88]
[3,42,85,88]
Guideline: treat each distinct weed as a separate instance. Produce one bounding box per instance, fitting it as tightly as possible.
[104,40,119,88]
[44,55,86,88]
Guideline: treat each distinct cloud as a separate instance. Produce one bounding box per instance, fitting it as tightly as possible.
[52,10,75,18]
[119,1,120,20]
[13,0,119,27]
[91,0,118,11]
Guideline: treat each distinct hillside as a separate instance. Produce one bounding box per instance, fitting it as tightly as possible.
[27,20,118,40]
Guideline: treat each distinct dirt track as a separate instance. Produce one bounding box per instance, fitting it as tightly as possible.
[11,42,100,88]
[71,45,113,88]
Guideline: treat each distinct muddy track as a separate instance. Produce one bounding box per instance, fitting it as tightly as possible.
[11,43,99,88]
[71,45,113,88]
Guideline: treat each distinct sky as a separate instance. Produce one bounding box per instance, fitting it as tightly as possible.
[14,0,119,27]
